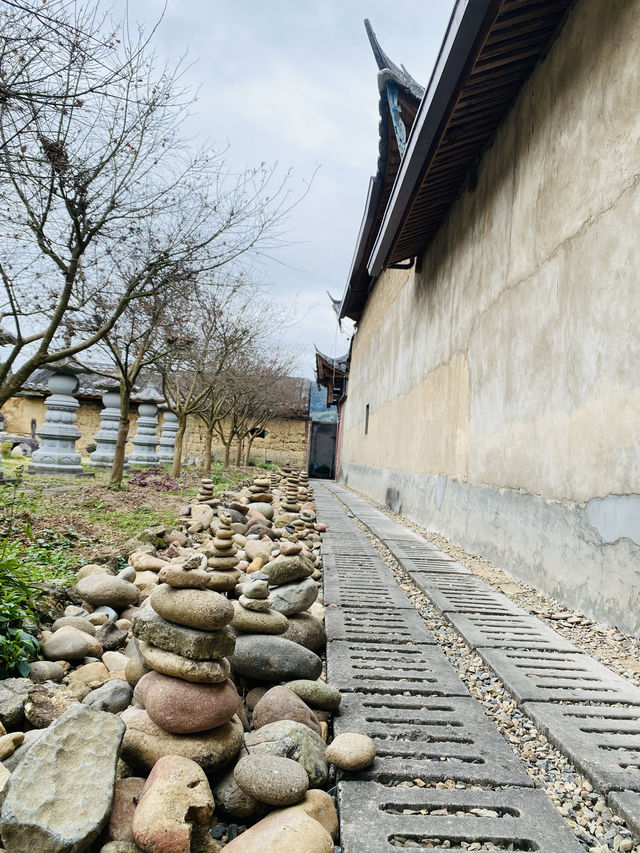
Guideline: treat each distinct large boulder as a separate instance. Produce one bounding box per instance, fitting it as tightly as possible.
[0,705,124,853]
[75,575,139,609]
[132,755,214,853]
[229,635,322,682]
[131,607,235,660]
[120,707,242,774]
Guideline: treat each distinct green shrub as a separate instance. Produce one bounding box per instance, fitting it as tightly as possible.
[1,441,12,459]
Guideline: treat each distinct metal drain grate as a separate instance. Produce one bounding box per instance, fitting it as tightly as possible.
[327,641,465,695]
[445,612,578,651]
[337,783,584,852]
[523,702,640,792]
[412,575,527,615]
[333,693,532,786]
[479,648,640,704]
[325,606,436,645]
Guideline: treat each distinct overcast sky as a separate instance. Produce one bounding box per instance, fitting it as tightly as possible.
[124,1,456,377]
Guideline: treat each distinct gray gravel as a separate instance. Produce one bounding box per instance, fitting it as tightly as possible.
[327,489,640,853]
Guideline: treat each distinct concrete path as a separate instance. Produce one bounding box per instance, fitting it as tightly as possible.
[315,480,640,852]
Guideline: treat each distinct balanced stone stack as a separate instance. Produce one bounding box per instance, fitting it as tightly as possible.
[205,513,241,576]
[195,478,217,506]
[248,475,273,507]
[280,470,300,513]
[123,563,244,772]
[298,471,311,502]
[232,576,288,635]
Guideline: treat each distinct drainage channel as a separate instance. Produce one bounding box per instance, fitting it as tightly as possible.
[316,485,593,852]
[318,480,640,851]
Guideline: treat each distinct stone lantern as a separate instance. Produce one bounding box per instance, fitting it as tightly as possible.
[89,383,122,469]
[128,383,162,467]
[28,362,84,476]
[157,405,179,465]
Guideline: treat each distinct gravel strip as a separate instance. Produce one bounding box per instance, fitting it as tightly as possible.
[325,489,639,853]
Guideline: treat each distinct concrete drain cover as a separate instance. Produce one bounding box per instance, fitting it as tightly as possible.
[608,790,640,837]
[327,641,465,696]
[324,572,414,609]
[333,694,532,786]
[325,606,435,645]
[479,648,640,704]
[337,783,584,852]
[523,702,640,792]
[445,612,578,651]
[413,575,527,615]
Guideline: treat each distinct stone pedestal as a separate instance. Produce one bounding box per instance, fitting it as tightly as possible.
[89,389,122,469]
[127,385,161,468]
[157,409,178,465]
[28,370,83,476]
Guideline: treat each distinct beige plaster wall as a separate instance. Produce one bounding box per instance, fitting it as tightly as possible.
[342,0,640,505]
[182,415,309,469]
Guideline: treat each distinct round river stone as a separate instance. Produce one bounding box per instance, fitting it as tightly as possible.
[149,584,234,630]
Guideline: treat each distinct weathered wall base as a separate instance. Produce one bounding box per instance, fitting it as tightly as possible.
[339,461,640,636]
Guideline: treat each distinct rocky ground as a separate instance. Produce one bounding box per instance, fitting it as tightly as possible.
[0,469,376,853]
[338,488,640,853]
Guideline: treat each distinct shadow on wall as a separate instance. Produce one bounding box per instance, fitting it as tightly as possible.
[385,486,402,514]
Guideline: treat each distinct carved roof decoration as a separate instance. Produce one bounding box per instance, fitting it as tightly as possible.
[339,20,424,323]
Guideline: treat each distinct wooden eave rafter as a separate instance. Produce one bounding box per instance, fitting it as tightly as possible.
[367,0,576,276]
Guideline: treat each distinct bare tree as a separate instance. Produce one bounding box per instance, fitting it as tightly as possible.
[0,1,294,407]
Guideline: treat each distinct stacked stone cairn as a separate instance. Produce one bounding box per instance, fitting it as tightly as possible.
[280,468,301,513]
[0,466,383,853]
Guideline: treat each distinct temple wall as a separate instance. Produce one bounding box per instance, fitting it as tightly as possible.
[2,396,310,469]
[339,0,640,633]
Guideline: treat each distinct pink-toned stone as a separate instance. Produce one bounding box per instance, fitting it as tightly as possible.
[106,777,146,842]
[252,686,321,735]
[134,672,238,734]
[132,756,214,853]
[129,553,169,572]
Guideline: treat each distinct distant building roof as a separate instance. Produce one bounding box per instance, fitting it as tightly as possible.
[315,348,348,408]
[19,366,311,419]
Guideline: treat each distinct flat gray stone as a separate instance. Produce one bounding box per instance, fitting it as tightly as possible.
[338,782,585,852]
[444,611,578,651]
[0,679,31,730]
[82,679,133,713]
[523,702,640,792]
[269,576,318,616]
[327,640,466,696]
[0,705,124,853]
[325,606,435,644]
[229,634,322,682]
[131,606,236,660]
[479,647,640,704]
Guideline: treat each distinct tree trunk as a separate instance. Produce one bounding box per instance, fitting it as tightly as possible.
[203,430,213,475]
[235,439,243,467]
[223,441,231,467]
[244,435,255,466]
[109,390,131,488]
[171,419,186,479]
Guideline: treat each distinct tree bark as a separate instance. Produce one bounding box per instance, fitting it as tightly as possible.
[203,430,213,475]
[109,391,131,488]
[171,420,186,478]
[235,439,243,467]
[244,435,255,466]
[223,441,231,467]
